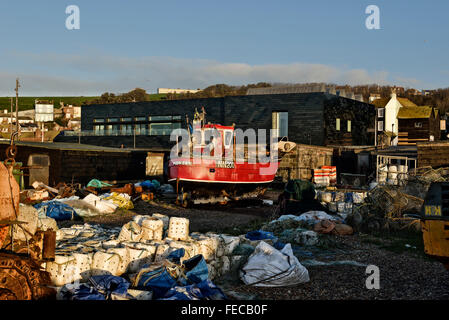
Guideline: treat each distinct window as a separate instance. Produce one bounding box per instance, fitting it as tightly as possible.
[149,115,172,121]
[347,120,351,132]
[119,124,132,135]
[150,123,173,135]
[272,112,288,137]
[93,118,104,123]
[415,122,423,128]
[336,118,340,131]
[441,120,446,131]
[107,118,119,123]
[121,117,132,122]
[135,117,146,122]
[377,108,385,118]
[378,121,384,131]
[172,115,182,120]
[135,124,147,135]
[94,125,104,135]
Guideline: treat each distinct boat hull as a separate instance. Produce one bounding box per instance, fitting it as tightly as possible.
[168,158,279,201]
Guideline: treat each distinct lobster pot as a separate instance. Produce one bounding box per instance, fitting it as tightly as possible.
[388,165,397,173]
[387,172,398,180]
[219,235,241,256]
[328,202,338,212]
[387,179,398,185]
[344,202,353,212]
[91,251,121,276]
[167,217,190,241]
[169,241,197,261]
[337,202,346,213]
[353,192,365,204]
[230,255,246,272]
[378,172,387,184]
[320,192,333,203]
[118,221,142,242]
[106,248,130,275]
[46,255,78,286]
[152,213,170,230]
[126,247,152,273]
[141,218,164,241]
[153,243,170,262]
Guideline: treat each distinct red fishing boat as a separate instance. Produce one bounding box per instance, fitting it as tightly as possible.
[168,108,296,206]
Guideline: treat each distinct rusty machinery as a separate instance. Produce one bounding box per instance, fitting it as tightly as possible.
[421,182,449,270]
[0,133,56,300]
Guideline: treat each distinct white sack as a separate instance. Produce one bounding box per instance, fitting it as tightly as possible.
[240,241,309,287]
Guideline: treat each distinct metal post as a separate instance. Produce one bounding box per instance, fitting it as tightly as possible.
[15,78,20,134]
[133,125,136,149]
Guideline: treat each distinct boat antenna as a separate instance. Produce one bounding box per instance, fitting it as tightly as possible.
[201,106,206,125]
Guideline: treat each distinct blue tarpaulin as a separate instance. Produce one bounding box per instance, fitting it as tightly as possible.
[245,230,277,242]
[160,280,227,300]
[136,248,209,299]
[61,275,131,300]
[33,201,78,221]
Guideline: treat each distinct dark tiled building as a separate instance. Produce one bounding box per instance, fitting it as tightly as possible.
[55,93,376,149]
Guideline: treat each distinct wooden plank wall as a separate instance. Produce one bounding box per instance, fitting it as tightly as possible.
[417,142,449,168]
[277,144,333,182]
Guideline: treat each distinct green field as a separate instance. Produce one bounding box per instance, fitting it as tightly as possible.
[0,94,167,111]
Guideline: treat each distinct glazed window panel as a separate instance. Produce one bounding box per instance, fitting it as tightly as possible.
[149,115,172,121]
[150,123,173,135]
[272,112,288,137]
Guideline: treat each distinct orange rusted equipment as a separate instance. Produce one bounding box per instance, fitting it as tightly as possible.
[0,137,56,300]
[141,191,154,201]
[0,154,20,249]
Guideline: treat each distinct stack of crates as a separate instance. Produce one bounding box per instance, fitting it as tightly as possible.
[313,166,337,187]
[313,169,330,186]
[322,166,337,186]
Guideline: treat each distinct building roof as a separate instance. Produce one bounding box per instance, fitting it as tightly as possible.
[371,97,417,108]
[397,106,436,119]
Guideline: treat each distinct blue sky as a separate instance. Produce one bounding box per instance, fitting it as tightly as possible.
[0,0,448,95]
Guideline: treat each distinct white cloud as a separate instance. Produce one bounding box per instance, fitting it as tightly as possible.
[0,52,421,95]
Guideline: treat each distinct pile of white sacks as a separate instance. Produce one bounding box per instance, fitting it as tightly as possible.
[42,213,255,289]
[316,190,367,219]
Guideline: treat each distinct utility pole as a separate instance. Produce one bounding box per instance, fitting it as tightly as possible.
[15,78,20,134]
[9,97,13,134]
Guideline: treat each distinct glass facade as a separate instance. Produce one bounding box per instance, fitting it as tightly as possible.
[93,115,181,136]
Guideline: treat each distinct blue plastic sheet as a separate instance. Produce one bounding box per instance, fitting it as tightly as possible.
[344,192,353,203]
[33,201,78,221]
[180,254,209,286]
[136,248,185,299]
[160,280,227,300]
[136,249,210,299]
[245,230,277,241]
[61,275,131,300]
[89,275,130,299]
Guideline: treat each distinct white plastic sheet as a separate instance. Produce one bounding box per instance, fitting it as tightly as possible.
[240,241,309,287]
